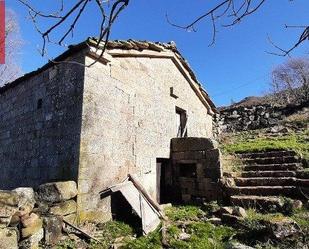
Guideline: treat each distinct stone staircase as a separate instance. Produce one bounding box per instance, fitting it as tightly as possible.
[227,150,309,209]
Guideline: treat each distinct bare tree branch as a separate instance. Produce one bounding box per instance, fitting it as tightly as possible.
[16,0,308,61]
[267,26,309,56]
[166,0,266,45]
[17,0,130,66]
[167,0,307,54]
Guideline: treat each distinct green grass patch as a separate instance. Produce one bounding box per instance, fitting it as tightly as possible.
[165,222,235,249]
[246,208,286,222]
[56,206,308,249]
[291,208,309,231]
[222,132,309,160]
[123,229,162,249]
[56,239,77,249]
[90,221,134,249]
[165,205,206,222]
[246,207,309,231]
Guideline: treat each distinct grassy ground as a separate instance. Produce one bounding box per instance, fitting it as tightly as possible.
[221,129,309,161]
[56,204,309,249]
[221,110,309,161]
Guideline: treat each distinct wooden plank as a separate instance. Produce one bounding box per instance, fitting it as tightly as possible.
[128,174,163,215]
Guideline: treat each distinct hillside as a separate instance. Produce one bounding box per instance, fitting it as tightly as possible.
[219,96,269,110]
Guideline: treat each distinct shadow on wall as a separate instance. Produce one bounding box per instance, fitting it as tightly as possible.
[0,53,86,189]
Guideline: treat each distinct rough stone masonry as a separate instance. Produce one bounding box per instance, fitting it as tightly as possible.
[0,38,219,223]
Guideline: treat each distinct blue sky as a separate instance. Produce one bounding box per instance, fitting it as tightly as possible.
[7,0,309,106]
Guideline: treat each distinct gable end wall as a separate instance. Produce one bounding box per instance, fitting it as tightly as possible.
[77,53,213,221]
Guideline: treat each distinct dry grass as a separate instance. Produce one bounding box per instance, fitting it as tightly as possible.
[221,154,243,176]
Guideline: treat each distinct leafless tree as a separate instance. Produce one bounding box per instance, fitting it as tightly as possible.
[0,9,22,87]
[17,0,308,62]
[16,0,129,66]
[268,57,309,105]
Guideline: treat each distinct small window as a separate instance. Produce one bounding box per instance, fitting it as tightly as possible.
[176,107,188,137]
[37,99,43,109]
[178,163,196,178]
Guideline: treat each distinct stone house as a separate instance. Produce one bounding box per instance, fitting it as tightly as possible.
[0,38,218,222]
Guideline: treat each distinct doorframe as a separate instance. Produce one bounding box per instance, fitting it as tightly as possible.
[156,158,170,204]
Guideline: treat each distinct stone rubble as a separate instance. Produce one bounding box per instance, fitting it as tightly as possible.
[0,181,78,248]
[265,217,301,240]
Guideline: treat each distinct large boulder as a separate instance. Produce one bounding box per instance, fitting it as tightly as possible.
[13,188,35,216]
[37,181,77,203]
[0,189,36,227]
[21,213,40,228]
[21,217,43,239]
[266,217,301,240]
[43,215,63,246]
[49,200,77,216]
[0,191,19,207]
[13,188,35,204]
[0,191,20,227]
[232,207,247,218]
[0,228,18,249]
[219,206,233,216]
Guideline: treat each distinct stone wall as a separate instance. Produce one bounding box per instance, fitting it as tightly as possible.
[215,103,308,133]
[0,181,78,248]
[0,52,86,189]
[170,138,223,203]
[0,46,215,223]
[77,55,214,221]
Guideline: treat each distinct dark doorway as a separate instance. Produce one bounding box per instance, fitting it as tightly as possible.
[156,158,171,204]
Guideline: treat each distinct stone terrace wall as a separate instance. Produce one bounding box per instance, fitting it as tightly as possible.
[215,103,308,133]
[0,52,85,189]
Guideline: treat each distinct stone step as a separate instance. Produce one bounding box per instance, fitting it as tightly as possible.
[228,186,298,197]
[297,179,309,187]
[243,163,302,172]
[237,150,296,159]
[244,156,300,165]
[234,177,296,186]
[241,171,297,178]
[230,195,283,210]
